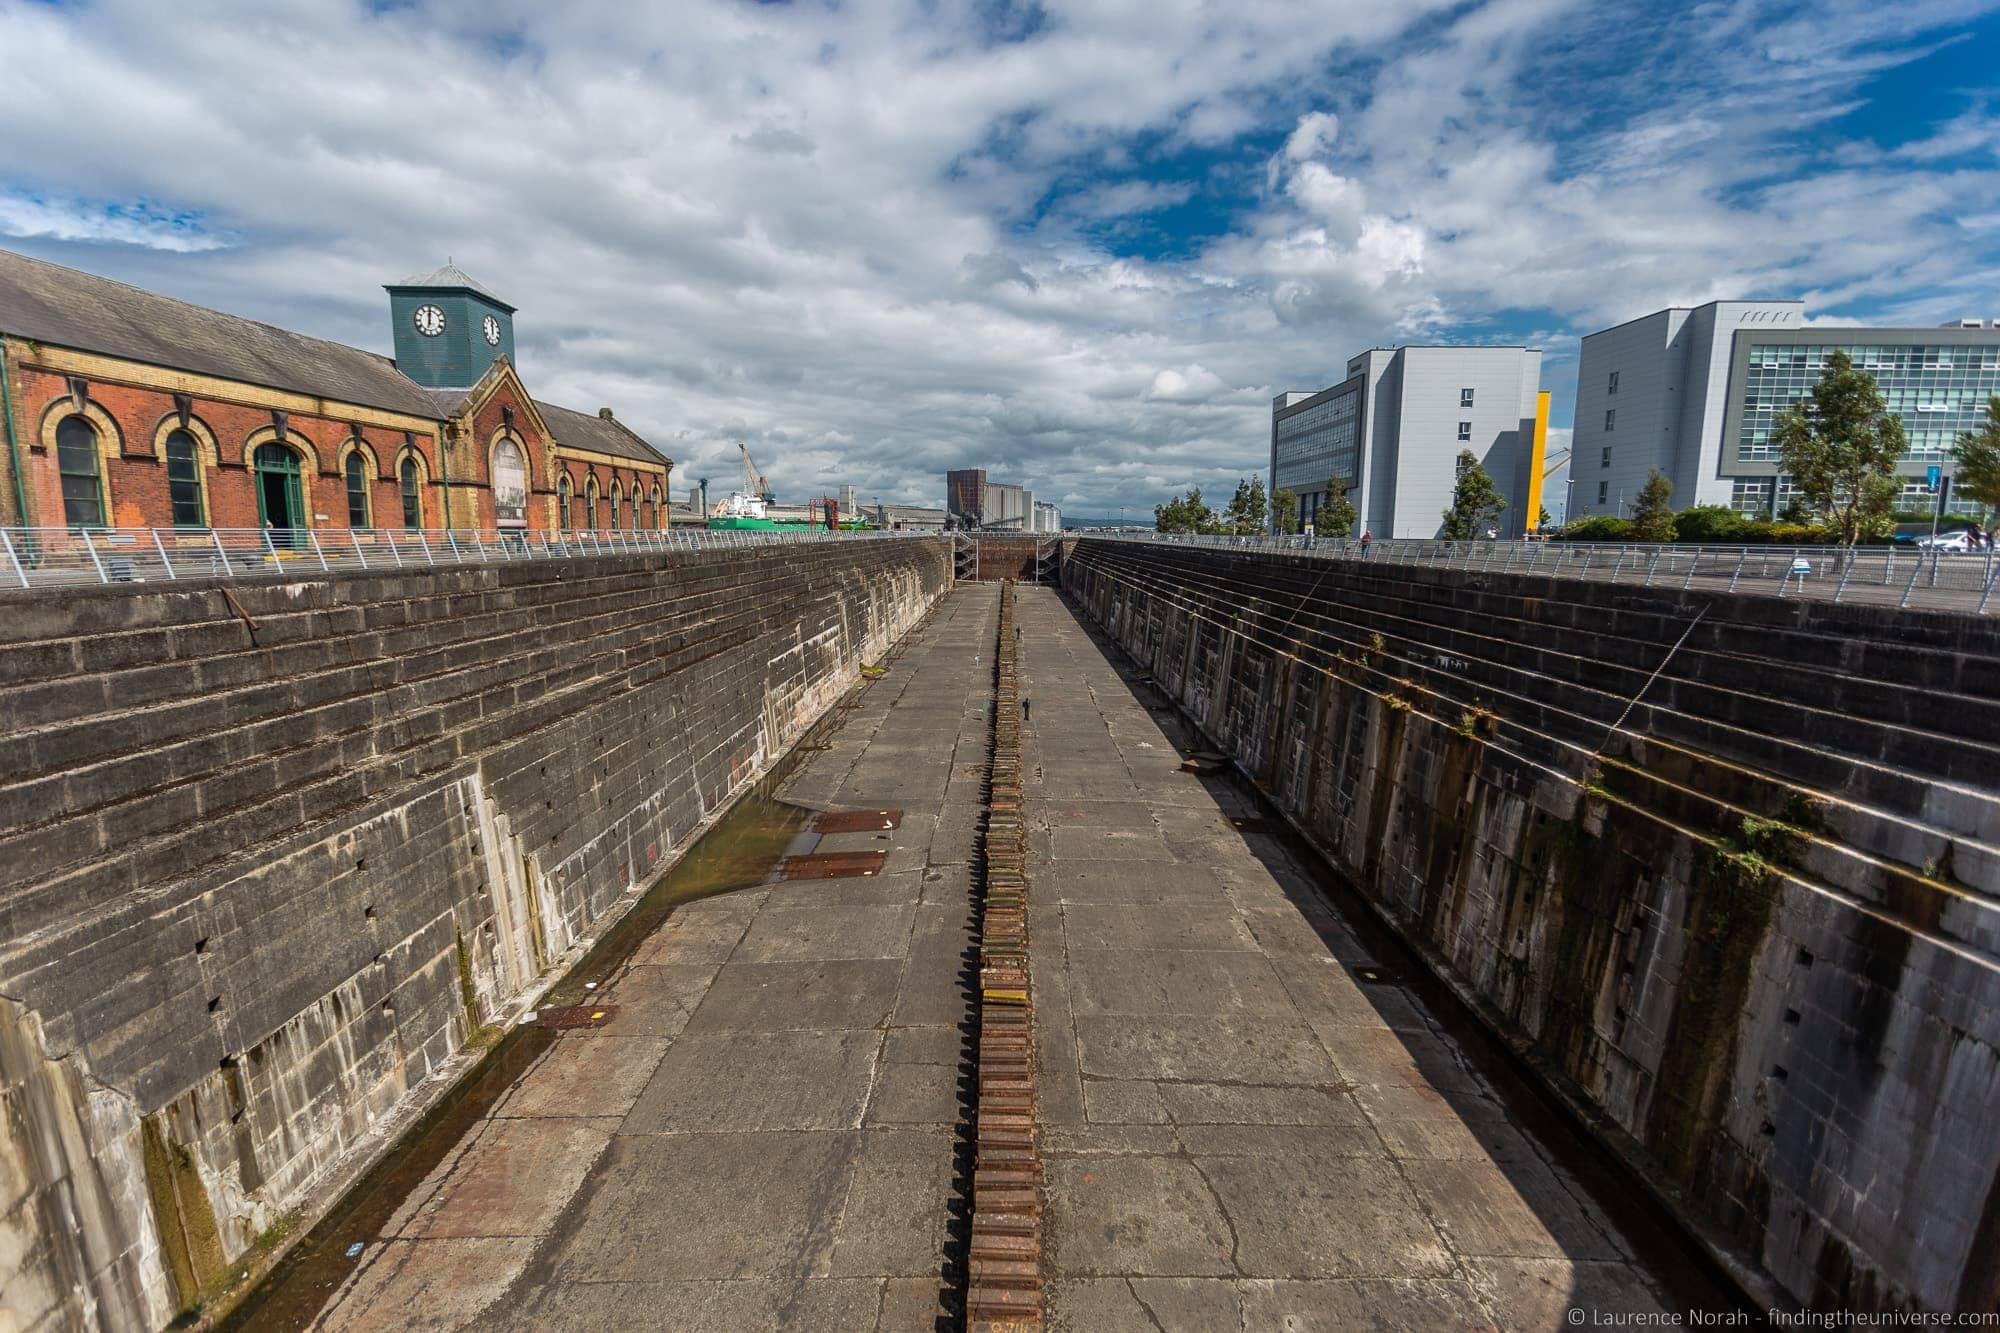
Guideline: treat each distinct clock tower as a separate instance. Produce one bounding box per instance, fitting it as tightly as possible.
[385,262,518,388]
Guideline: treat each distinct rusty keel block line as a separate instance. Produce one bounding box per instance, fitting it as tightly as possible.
[966,580,1044,1331]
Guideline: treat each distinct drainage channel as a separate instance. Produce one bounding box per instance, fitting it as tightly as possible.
[965,580,1046,1329]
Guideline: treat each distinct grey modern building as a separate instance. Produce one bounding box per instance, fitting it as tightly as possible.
[944,467,1038,529]
[1271,345,1548,539]
[1574,302,2000,518]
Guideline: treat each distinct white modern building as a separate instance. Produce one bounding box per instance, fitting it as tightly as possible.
[1271,345,1549,539]
[1573,302,2000,519]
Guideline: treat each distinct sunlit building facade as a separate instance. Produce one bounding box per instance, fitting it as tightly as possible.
[1574,302,2000,519]
[1272,345,1548,539]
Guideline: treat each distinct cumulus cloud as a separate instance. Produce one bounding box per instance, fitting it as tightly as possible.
[0,0,1993,519]
[1143,364,1228,403]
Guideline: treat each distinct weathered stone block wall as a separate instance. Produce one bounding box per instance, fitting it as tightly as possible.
[0,538,948,1329]
[1063,539,2000,1315]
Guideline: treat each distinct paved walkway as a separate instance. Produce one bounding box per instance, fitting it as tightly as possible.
[1014,586,1672,1329]
[314,588,996,1332]
[312,582,1681,1331]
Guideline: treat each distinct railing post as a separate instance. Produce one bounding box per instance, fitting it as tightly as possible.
[210,527,231,578]
[418,530,436,564]
[353,531,368,569]
[1609,548,1627,582]
[1833,550,1857,602]
[1979,562,2000,615]
[151,528,177,580]
[1727,549,1747,593]
[1643,549,1662,586]
[1681,548,1701,590]
[445,530,463,562]
[1898,551,1925,608]
[307,527,330,572]
[0,530,27,587]
[81,528,109,583]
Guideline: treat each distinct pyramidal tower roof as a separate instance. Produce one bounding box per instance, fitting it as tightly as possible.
[386,260,514,311]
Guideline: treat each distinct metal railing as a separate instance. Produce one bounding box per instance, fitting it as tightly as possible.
[0,525,935,591]
[1087,532,2000,616]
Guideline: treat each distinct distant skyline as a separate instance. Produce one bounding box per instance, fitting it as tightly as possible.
[3,0,1997,515]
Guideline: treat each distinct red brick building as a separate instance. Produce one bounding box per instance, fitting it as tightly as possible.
[0,250,671,535]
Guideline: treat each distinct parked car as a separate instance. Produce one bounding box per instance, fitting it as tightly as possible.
[1914,529,1973,552]
[1892,521,1979,546]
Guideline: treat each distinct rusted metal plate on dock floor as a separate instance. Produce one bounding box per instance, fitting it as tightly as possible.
[535,1005,617,1029]
[812,809,903,833]
[779,850,889,879]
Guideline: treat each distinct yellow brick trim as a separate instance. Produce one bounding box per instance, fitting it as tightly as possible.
[17,344,442,436]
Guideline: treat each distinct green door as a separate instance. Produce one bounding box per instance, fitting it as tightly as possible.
[253,443,305,541]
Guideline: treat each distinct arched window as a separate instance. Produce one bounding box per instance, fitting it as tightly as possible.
[491,437,527,528]
[400,457,423,529]
[165,428,204,527]
[650,484,663,529]
[557,474,573,530]
[56,415,104,528]
[344,448,371,528]
[610,481,624,532]
[584,476,599,530]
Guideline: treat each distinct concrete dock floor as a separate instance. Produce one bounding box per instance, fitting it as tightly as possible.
[311,584,1682,1331]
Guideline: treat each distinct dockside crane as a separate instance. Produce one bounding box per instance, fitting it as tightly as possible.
[738,442,770,503]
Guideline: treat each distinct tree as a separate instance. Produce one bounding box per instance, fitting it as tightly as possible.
[1223,477,1268,534]
[1772,349,1905,545]
[1441,450,1506,539]
[1271,488,1299,535]
[1535,505,1551,531]
[1154,486,1217,534]
[1631,468,1675,542]
[1951,393,2000,527]
[1319,482,1357,538]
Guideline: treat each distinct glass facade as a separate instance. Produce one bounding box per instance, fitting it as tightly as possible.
[1273,386,1361,495]
[1736,342,2000,464]
[1729,338,2000,516]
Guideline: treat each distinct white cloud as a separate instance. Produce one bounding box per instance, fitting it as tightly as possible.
[1143,364,1228,402]
[0,190,228,252]
[0,0,1993,519]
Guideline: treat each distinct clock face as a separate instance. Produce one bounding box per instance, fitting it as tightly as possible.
[413,304,446,337]
[482,314,502,346]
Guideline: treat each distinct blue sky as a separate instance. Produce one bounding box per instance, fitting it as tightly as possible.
[1,0,1997,517]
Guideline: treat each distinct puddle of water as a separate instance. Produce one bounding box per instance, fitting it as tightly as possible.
[218,779,817,1332]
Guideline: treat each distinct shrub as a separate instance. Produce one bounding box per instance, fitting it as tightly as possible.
[1735,520,1826,545]
[1555,515,1635,542]
[1672,506,1745,543]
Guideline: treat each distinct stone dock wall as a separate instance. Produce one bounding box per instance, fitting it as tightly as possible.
[0,538,949,1329]
[1063,538,2000,1315]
